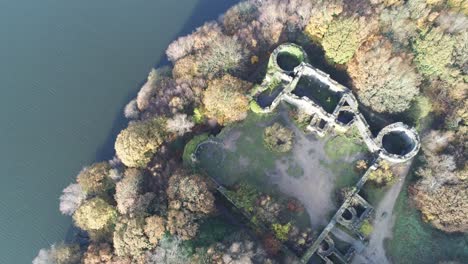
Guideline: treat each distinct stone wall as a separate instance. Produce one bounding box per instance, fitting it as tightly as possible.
[253,43,421,164]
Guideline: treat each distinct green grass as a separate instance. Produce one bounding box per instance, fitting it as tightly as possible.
[196,113,283,188]
[184,216,240,252]
[324,134,365,161]
[385,172,468,263]
[183,133,210,166]
[359,182,390,206]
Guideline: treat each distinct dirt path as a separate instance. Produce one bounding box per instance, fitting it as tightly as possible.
[265,115,340,229]
[352,162,412,264]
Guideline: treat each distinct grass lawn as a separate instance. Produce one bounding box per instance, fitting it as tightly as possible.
[323,132,366,161]
[359,182,390,206]
[196,112,286,189]
[385,172,468,263]
[322,132,368,201]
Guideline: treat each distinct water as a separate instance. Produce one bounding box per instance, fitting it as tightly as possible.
[0,0,237,262]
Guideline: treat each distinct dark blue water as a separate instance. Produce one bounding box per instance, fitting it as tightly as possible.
[0,0,237,262]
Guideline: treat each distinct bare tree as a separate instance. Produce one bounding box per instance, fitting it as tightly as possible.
[59,183,86,216]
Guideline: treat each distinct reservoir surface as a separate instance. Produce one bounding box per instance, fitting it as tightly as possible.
[0,0,237,262]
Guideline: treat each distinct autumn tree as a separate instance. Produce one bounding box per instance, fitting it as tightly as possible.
[202,74,251,125]
[82,243,114,264]
[368,161,395,186]
[221,1,259,35]
[304,1,344,43]
[197,35,250,79]
[144,216,166,246]
[115,168,154,217]
[166,170,215,240]
[412,181,468,232]
[113,217,154,258]
[73,197,117,232]
[166,22,223,62]
[115,118,166,168]
[136,67,171,111]
[77,162,113,195]
[321,16,376,64]
[348,36,421,113]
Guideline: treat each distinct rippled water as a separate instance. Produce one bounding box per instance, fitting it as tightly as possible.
[0,0,237,262]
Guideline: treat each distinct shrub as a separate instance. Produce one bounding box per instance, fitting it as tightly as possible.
[263,122,294,153]
[359,219,373,237]
[249,100,263,114]
[272,222,291,241]
[182,133,210,166]
[226,182,258,212]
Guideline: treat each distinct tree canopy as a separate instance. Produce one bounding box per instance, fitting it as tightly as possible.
[348,36,421,113]
[115,118,166,168]
[202,74,251,125]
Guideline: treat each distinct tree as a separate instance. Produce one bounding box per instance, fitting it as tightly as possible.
[436,11,468,34]
[368,161,395,186]
[304,1,344,43]
[144,216,166,245]
[115,118,166,168]
[76,162,113,195]
[172,55,199,80]
[124,99,139,119]
[348,36,421,113]
[165,22,223,62]
[145,236,191,264]
[379,5,419,47]
[197,35,250,79]
[167,171,215,215]
[221,1,258,35]
[263,122,294,153]
[115,168,154,216]
[166,114,194,136]
[113,217,153,258]
[412,181,468,232]
[322,16,376,64]
[204,239,274,264]
[166,209,200,240]
[73,197,117,232]
[202,74,251,125]
[453,31,468,75]
[166,170,215,240]
[136,67,171,111]
[82,243,114,264]
[33,243,81,264]
[59,183,86,216]
[413,29,455,78]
